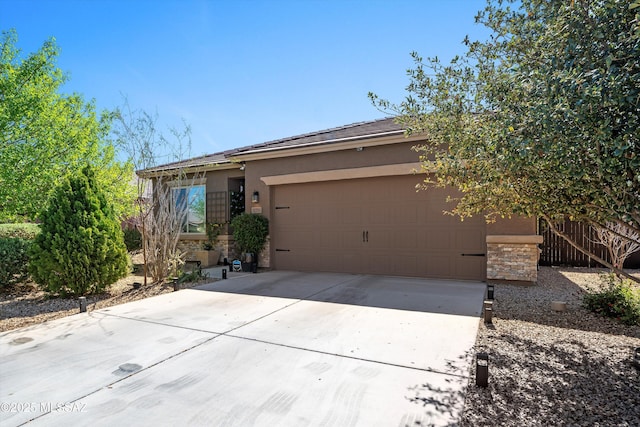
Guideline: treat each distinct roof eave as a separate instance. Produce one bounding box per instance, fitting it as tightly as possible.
[227,130,423,162]
[137,160,240,179]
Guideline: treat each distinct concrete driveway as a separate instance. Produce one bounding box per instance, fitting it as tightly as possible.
[1,271,485,426]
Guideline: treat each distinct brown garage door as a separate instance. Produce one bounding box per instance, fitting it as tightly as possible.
[272,175,486,280]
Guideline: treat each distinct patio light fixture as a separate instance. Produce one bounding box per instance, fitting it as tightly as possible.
[252,191,259,203]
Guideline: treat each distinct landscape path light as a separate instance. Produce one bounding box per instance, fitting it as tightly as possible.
[483,300,493,324]
[487,284,494,300]
[476,352,489,387]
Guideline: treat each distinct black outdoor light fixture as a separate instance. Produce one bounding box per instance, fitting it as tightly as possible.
[79,297,87,313]
[476,352,489,387]
[252,191,259,203]
[487,284,495,300]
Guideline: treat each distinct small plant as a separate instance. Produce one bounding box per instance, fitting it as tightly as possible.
[177,268,208,284]
[202,222,224,250]
[583,274,640,326]
[167,251,186,279]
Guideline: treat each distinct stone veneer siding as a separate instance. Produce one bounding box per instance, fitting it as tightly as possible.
[177,239,207,255]
[177,234,271,268]
[177,235,229,265]
[486,235,543,283]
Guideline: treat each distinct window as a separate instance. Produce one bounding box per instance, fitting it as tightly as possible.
[173,185,205,233]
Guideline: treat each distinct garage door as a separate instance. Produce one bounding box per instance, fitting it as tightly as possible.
[271,175,486,280]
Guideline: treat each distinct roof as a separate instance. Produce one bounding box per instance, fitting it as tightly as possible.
[139,152,230,176]
[139,117,403,176]
[225,117,402,156]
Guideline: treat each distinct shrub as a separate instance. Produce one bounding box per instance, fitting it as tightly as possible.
[0,223,40,240]
[0,223,39,289]
[583,275,640,326]
[177,268,207,284]
[230,213,269,257]
[28,166,129,296]
[0,237,31,289]
[123,227,142,252]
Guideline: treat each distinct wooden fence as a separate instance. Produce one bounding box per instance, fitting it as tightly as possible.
[538,219,640,268]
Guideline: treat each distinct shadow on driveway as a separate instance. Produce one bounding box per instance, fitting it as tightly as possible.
[195,270,485,317]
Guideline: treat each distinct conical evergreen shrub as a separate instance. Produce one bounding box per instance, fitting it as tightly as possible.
[29,166,129,296]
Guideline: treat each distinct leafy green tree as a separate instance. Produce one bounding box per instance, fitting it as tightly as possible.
[371,0,639,279]
[0,29,135,222]
[28,166,129,296]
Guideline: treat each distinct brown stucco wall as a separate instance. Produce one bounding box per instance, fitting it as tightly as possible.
[487,216,537,235]
[181,140,541,279]
[204,168,245,192]
[243,140,422,221]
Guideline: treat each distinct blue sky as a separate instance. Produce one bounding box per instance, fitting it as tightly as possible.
[2,0,490,158]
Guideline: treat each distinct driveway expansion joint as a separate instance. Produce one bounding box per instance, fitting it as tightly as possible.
[223,332,471,379]
[94,274,363,337]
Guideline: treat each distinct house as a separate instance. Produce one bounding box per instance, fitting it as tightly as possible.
[140,118,542,283]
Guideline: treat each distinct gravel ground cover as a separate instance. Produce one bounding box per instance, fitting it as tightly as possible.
[0,254,210,332]
[0,276,208,332]
[460,267,640,426]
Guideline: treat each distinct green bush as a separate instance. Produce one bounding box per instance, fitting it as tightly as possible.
[583,275,640,326]
[230,213,269,256]
[28,166,129,296]
[177,268,207,284]
[123,228,142,252]
[0,237,31,288]
[0,223,40,239]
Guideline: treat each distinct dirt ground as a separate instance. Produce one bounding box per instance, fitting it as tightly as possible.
[0,252,212,332]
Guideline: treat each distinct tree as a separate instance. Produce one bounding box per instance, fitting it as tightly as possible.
[0,29,134,222]
[111,100,202,284]
[28,166,129,296]
[593,222,640,270]
[370,0,640,280]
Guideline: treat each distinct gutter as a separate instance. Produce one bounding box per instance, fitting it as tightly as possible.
[226,129,406,158]
[137,159,240,178]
